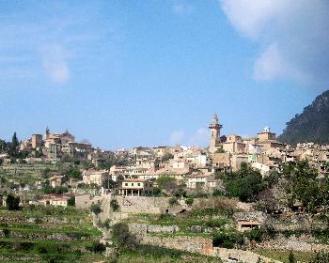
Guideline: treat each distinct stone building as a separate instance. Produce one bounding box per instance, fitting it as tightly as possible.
[82,169,109,186]
[31,134,42,149]
[118,179,154,196]
[223,135,246,154]
[49,174,64,188]
[208,114,222,154]
[234,211,266,232]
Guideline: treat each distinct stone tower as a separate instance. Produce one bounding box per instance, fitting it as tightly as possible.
[45,127,50,140]
[209,114,222,153]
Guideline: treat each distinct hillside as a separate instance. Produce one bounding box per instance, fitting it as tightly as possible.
[279,90,329,145]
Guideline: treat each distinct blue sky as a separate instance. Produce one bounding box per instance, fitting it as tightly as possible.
[0,0,327,149]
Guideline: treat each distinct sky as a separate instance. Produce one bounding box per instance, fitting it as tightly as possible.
[0,0,328,149]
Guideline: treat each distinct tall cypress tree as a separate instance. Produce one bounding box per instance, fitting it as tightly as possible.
[10,132,19,157]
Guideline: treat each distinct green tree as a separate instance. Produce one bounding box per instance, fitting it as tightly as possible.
[283,161,322,213]
[288,251,296,263]
[223,165,264,202]
[0,139,8,153]
[68,196,75,206]
[169,196,178,206]
[90,203,102,215]
[185,197,194,206]
[312,251,329,263]
[86,242,106,253]
[6,194,20,210]
[112,223,137,249]
[157,176,177,194]
[9,132,19,157]
[66,167,82,180]
[110,199,120,211]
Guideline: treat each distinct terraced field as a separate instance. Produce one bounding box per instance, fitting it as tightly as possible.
[0,206,105,262]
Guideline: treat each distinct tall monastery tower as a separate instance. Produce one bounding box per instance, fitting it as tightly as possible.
[208,113,222,153]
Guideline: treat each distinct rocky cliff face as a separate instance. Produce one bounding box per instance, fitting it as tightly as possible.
[279,90,329,144]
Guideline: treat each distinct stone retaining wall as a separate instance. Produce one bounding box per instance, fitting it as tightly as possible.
[259,234,329,252]
[140,235,213,255]
[214,248,281,263]
[129,223,179,235]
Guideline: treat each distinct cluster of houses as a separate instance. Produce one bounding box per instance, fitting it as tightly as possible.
[62,114,326,199]
[18,128,93,162]
[2,114,329,207]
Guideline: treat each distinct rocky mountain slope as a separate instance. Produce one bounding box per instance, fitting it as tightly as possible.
[279,90,329,144]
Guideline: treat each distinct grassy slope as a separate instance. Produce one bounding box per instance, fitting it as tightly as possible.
[0,206,104,263]
[255,249,315,263]
[115,245,221,263]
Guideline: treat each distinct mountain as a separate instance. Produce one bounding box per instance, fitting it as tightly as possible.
[279,90,329,145]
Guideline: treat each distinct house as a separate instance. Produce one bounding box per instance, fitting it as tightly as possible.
[187,173,218,190]
[233,212,266,232]
[49,175,64,188]
[211,152,231,170]
[118,179,154,196]
[38,195,71,207]
[82,170,109,186]
[231,154,248,171]
[187,174,208,189]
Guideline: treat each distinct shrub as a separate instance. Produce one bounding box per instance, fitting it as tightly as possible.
[213,189,225,197]
[289,251,296,263]
[248,228,264,242]
[6,194,20,210]
[312,251,329,263]
[169,197,178,206]
[86,242,106,253]
[112,223,137,249]
[110,199,120,211]
[68,196,75,206]
[90,203,102,215]
[213,232,243,249]
[2,228,10,238]
[185,197,194,206]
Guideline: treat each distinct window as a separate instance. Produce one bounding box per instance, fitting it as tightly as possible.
[125,183,128,186]
[138,183,140,186]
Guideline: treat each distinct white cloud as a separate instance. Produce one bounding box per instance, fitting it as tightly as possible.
[0,2,119,87]
[253,44,285,81]
[221,0,329,86]
[41,44,71,84]
[221,0,287,39]
[169,128,209,147]
[188,128,209,146]
[169,130,185,145]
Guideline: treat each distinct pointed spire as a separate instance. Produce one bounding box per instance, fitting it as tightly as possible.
[212,113,219,125]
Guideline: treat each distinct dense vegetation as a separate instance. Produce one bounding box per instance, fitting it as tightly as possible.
[220,163,265,202]
[279,90,329,144]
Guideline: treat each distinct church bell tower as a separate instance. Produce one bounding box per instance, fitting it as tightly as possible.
[209,114,222,153]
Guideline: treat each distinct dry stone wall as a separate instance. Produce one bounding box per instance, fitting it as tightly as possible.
[140,235,213,255]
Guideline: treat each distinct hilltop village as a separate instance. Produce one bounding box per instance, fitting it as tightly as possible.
[0,115,329,262]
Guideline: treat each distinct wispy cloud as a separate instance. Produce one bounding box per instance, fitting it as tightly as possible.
[169,130,185,145]
[221,0,329,87]
[172,1,193,16]
[0,1,119,86]
[188,128,208,146]
[40,44,71,84]
[169,128,209,146]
